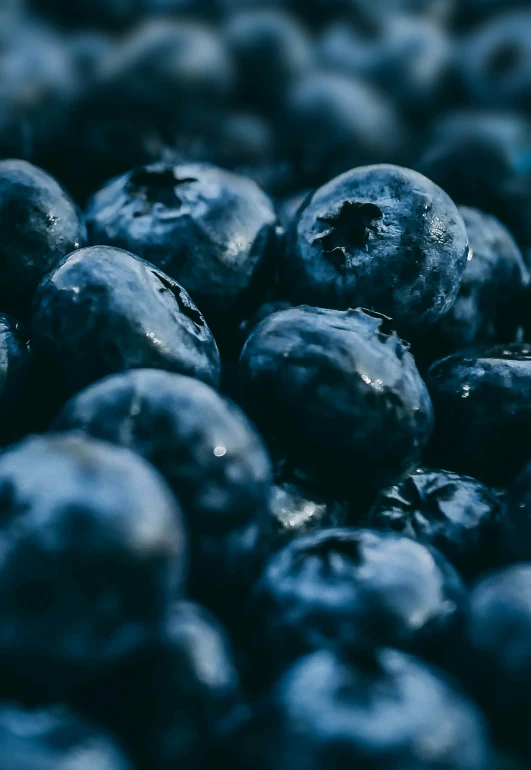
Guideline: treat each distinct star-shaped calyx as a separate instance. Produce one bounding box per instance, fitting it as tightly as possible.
[127,168,198,217]
[313,201,383,270]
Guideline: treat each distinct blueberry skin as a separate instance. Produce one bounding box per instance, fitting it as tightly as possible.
[460,565,531,753]
[86,163,278,318]
[416,111,531,254]
[74,601,241,770]
[0,703,132,770]
[426,344,531,487]
[0,314,31,442]
[52,369,272,604]
[222,648,489,770]
[0,160,86,319]
[0,433,186,693]
[31,245,220,403]
[461,12,531,111]
[249,527,464,675]
[281,73,406,187]
[367,468,503,577]
[224,9,313,111]
[239,306,434,500]
[282,165,469,337]
[415,206,529,362]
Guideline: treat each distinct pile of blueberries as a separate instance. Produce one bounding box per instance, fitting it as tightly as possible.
[1,0,531,768]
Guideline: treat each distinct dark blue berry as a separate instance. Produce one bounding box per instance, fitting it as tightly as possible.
[52,369,272,608]
[220,648,489,770]
[367,468,503,577]
[414,205,528,363]
[30,245,221,405]
[426,344,531,487]
[0,433,185,693]
[0,160,86,318]
[74,600,241,770]
[85,163,278,319]
[249,527,464,674]
[281,165,469,337]
[239,306,434,500]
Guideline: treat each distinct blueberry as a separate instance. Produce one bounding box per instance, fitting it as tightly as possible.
[460,565,531,753]
[281,165,469,337]
[367,468,503,577]
[319,16,452,116]
[0,433,186,693]
[30,245,220,405]
[74,600,241,770]
[52,369,272,607]
[0,703,132,770]
[416,111,531,254]
[425,344,531,487]
[0,160,86,319]
[221,648,489,770]
[239,306,433,500]
[225,9,313,112]
[85,163,278,319]
[0,314,31,443]
[461,12,531,111]
[281,73,406,187]
[249,527,464,675]
[415,206,529,362]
